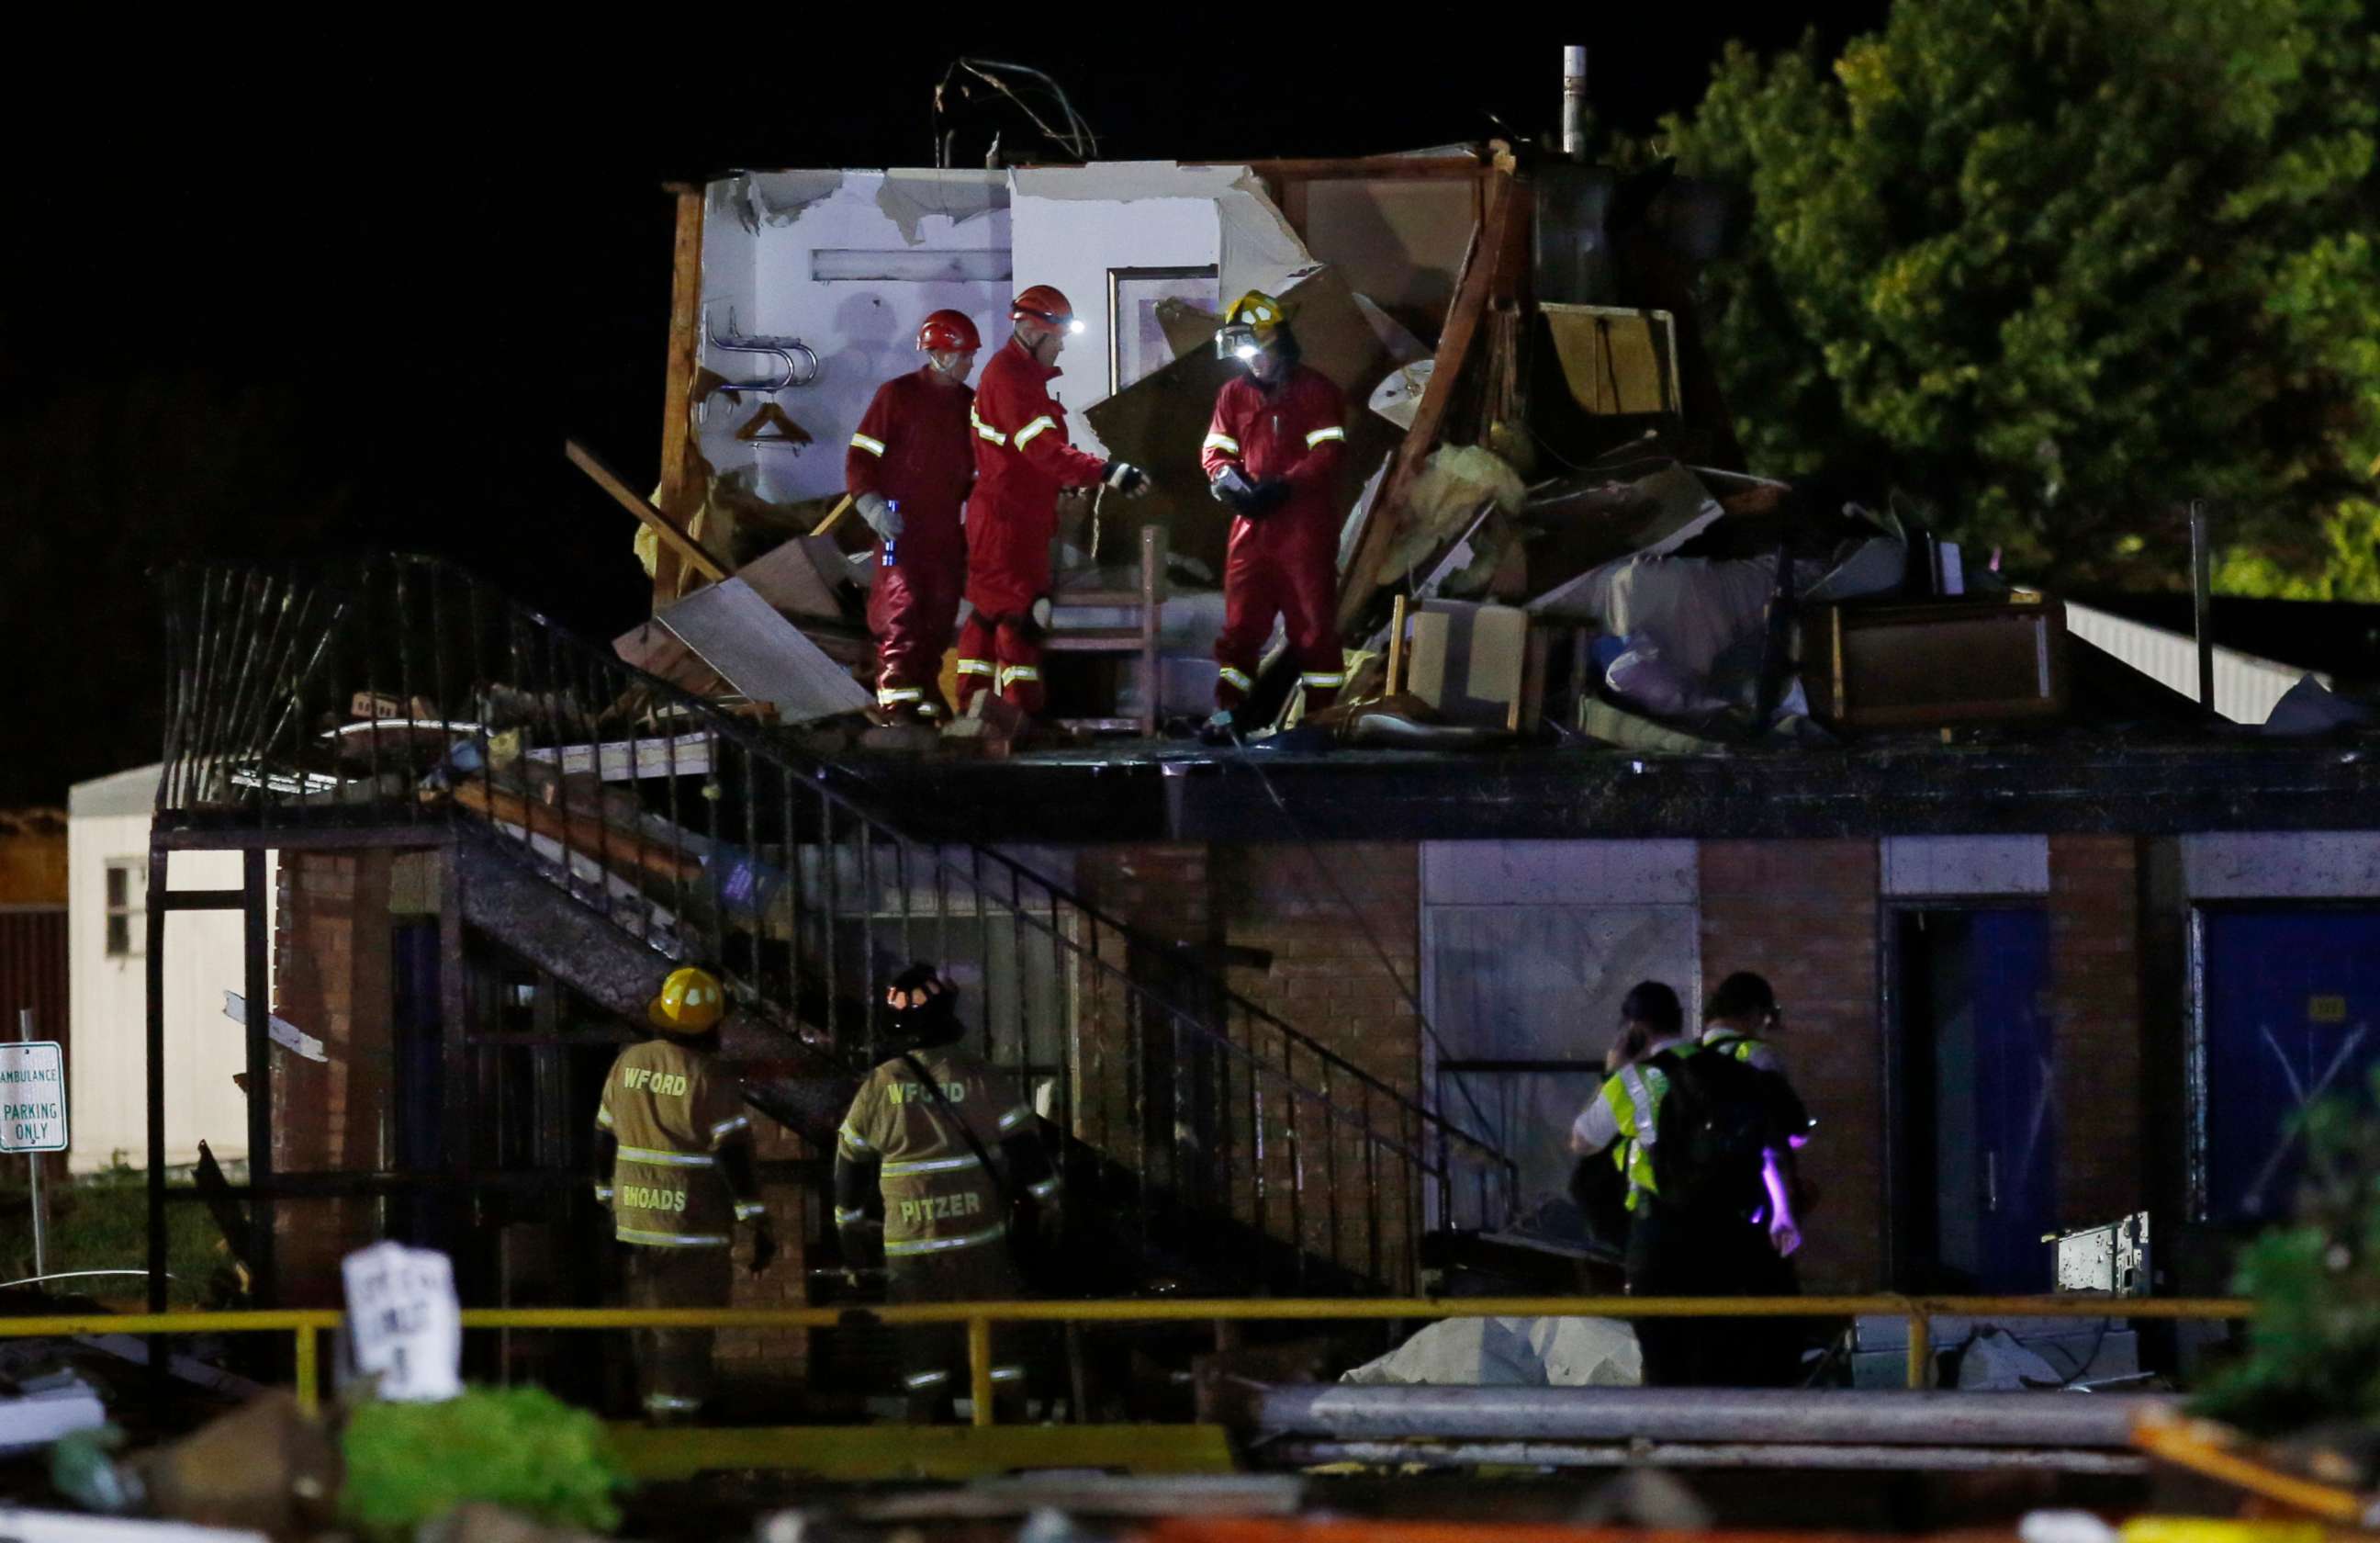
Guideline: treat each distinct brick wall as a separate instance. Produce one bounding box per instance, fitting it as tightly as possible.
[714,1114,809,1375]
[2048,835,2145,1228]
[1699,839,1884,1294]
[271,849,396,1304]
[1218,843,1424,1289]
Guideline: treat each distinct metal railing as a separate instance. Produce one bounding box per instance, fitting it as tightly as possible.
[155,555,1519,1290]
[0,1294,2251,1422]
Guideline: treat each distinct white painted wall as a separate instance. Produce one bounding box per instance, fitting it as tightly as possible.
[2181,832,2380,899]
[67,767,262,1174]
[699,163,1314,496]
[704,171,1013,505]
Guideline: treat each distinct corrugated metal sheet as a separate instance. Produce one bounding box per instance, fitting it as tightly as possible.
[2068,603,2318,726]
[0,907,69,1048]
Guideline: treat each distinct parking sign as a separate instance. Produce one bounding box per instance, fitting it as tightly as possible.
[0,1042,66,1154]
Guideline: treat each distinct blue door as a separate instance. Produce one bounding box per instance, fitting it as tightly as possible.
[2201,908,2380,1224]
[1900,907,2057,1292]
[1969,909,2058,1291]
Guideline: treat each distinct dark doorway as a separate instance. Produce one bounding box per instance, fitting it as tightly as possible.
[1891,907,2057,1292]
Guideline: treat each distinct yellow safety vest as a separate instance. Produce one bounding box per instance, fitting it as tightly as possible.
[1600,1042,1705,1211]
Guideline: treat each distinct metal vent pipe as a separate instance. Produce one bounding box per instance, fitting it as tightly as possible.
[1562,46,1589,160]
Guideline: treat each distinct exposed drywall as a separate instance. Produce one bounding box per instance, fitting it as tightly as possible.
[702,171,1013,505]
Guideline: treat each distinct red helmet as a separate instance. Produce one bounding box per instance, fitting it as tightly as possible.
[917,310,981,354]
[1010,284,1077,329]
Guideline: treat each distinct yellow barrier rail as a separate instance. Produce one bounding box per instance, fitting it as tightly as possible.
[0,1295,2251,1425]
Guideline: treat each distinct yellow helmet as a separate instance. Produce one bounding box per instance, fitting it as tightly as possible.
[647,966,726,1034]
[1215,290,1292,360]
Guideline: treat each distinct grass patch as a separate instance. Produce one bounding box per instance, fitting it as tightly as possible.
[0,1163,225,1308]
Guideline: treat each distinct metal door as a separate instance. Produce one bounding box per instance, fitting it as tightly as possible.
[2198,907,2380,1224]
[1422,904,1700,1233]
[1968,908,2057,1291]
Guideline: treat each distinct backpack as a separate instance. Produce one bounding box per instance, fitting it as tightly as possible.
[1644,1045,1794,1215]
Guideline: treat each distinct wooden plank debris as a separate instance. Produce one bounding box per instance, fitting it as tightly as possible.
[567,438,727,584]
[524,731,716,782]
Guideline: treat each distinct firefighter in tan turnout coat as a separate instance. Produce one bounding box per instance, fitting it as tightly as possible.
[594,965,774,1421]
[835,963,1062,1420]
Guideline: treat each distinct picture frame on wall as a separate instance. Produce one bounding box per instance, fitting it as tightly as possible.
[1107,265,1220,397]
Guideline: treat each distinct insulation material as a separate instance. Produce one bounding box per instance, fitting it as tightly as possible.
[1341,1316,1642,1388]
[1379,446,1525,579]
[1521,461,1724,624]
[1602,555,1777,678]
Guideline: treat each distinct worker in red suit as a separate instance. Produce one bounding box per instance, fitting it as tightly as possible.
[1198,290,1349,739]
[957,285,1150,720]
[848,310,982,725]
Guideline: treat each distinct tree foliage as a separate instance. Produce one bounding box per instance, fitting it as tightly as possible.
[1665,0,2380,596]
[2196,1065,2380,1435]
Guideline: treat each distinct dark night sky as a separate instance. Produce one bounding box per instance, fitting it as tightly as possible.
[0,17,1886,806]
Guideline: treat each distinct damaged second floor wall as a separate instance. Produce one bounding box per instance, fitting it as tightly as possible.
[696,163,1342,509]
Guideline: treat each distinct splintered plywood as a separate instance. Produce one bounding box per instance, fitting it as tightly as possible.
[657,577,871,724]
[1085,264,1399,578]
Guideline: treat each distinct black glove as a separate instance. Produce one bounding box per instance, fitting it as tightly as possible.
[748,1224,779,1276]
[1101,459,1149,495]
[1243,479,1291,517]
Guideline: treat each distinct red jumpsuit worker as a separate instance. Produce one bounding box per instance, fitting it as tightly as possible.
[1199,290,1349,736]
[958,284,1149,718]
[848,310,981,724]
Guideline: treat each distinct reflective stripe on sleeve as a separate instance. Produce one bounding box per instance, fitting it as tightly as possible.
[1014,415,1056,448]
[850,432,887,456]
[593,1184,614,1203]
[989,1366,1025,1382]
[996,1105,1034,1132]
[1218,666,1254,692]
[956,659,995,679]
[646,1391,703,1413]
[735,1200,768,1222]
[904,1369,950,1389]
[880,1153,983,1177]
[616,1226,732,1248]
[1301,670,1348,689]
[878,686,925,706]
[837,1122,874,1154]
[1203,433,1241,454]
[882,1221,1009,1256]
[1027,1176,1062,1200]
[1305,425,1347,447]
[710,1115,751,1143]
[595,1105,614,1130]
[834,1206,869,1225]
[617,1145,715,1168]
[998,665,1040,688]
[971,407,1007,445]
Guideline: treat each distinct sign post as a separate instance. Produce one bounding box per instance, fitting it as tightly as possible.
[5,1012,68,1278]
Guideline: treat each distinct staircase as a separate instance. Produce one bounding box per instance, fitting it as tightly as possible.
[155,554,1517,1294]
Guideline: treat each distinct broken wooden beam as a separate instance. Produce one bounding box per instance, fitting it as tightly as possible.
[567,438,728,585]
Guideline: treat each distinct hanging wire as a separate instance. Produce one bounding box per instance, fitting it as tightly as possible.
[933,58,1099,165]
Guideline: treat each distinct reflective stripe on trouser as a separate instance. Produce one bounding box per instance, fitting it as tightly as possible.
[955,612,1045,715]
[870,540,964,715]
[623,1237,733,1418]
[1215,533,1342,711]
[888,1244,1030,1412]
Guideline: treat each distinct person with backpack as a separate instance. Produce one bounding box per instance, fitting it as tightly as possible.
[834,963,1063,1422]
[1570,979,1810,1387]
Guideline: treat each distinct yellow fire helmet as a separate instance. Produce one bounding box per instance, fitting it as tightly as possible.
[647,965,726,1035]
[1215,290,1293,360]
